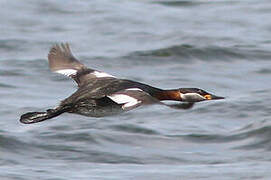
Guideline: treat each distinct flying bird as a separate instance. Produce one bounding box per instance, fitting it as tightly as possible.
[20,43,224,124]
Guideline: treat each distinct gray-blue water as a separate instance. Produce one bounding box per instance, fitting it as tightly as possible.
[1,0,271,179]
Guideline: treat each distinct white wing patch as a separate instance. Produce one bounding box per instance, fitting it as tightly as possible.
[54,69,115,79]
[107,88,145,110]
[124,88,143,91]
[92,71,115,78]
[108,94,141,110]
[55,69,77,77]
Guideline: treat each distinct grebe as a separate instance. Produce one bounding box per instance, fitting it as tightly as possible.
[20,43,224,124]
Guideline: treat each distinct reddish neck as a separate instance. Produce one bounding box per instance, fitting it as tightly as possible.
[153,89,181,101]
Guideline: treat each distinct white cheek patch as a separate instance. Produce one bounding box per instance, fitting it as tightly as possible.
[107,94,141,110]
[92,71,115,78]
[181,93,205,102]
[55,69,77,77]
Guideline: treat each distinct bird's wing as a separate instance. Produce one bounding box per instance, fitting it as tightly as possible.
[107,88,160,111]
[107,88,195,111]
[48,43,115,87]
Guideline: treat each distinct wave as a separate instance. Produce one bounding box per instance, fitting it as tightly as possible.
[0,83,16,88]
[154,0,206,7]
[0,39,28,51]
[167,120,271,151]
[127,44,271,62]
[0,133,32,154]
[154,0,240,7]
[108,123,160,135]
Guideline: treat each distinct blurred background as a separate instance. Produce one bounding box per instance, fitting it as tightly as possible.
[1,0,271,179]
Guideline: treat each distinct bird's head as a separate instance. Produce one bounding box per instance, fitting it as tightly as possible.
[178,88,224,102]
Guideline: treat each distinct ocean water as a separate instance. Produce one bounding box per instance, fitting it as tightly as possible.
[1,0,271,179]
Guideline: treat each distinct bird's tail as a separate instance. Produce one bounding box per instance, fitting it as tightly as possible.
[20,106,69,124]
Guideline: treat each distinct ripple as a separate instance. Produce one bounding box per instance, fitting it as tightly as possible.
[35,131,100,144]
[256,68,271,74]
[167,121,271,152]
[233,124,271,151]
[0,83,16,88]
[0,133,32,153]
[0,70,25,77]
[0,39,28,51]
[154,0,206,7]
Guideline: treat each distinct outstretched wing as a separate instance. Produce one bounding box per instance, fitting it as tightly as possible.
[107,88,160,110]
[48,43,115,86]
[107,88,194,111]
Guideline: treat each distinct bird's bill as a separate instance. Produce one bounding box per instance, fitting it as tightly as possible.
[204,94,225,100]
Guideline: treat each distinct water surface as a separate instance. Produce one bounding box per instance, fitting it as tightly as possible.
[1,0,271,179]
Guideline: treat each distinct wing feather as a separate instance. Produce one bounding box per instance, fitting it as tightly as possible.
[107,88,159,110]
[48,43,115,86]
[108,88,195,110]
[48,43,85,73]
